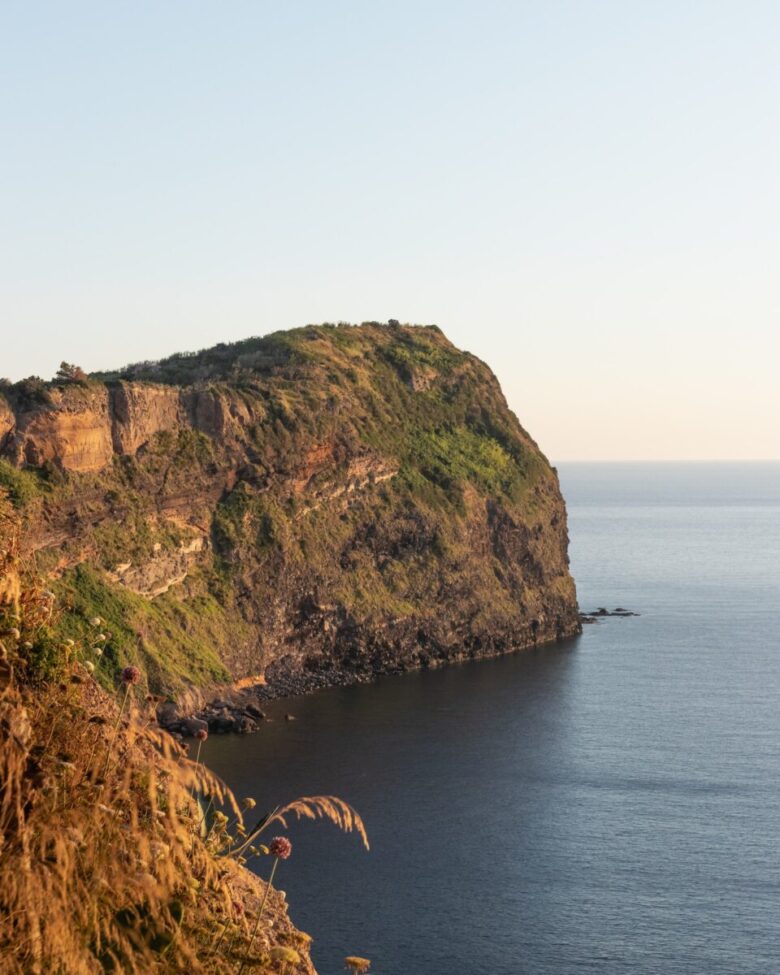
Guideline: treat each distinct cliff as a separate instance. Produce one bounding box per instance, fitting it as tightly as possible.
[0,322,579,695]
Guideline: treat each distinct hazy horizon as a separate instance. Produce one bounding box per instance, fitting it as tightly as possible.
[3,2,779,461]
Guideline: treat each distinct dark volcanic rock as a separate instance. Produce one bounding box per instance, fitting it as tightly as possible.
[586,607,639,618]
[180,717,208,737]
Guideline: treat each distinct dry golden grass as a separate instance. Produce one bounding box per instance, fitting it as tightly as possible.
[0,494,367,975]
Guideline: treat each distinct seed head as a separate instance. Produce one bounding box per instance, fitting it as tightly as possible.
[195,728,208,742]
[84,661,95,674]
[345,957,372,974]
[270,946,300,964]
[121,665,141,685]
[269,836,292,860]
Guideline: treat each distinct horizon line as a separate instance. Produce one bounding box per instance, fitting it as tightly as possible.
[552,458,780,464]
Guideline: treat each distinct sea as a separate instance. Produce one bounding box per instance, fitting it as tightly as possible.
[204,462,780,974]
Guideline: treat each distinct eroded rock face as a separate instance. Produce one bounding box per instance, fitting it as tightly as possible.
[8,387,113,472]
[111,382,183,455]
[107,536,207,597]
[4,323,580,694]
[0,397,14,452]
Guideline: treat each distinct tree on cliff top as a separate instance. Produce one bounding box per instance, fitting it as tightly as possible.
[55,362,88,384]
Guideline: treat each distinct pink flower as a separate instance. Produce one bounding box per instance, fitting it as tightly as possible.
[269,836,292,860]
[196,728,208,742]
[121,666,141,685]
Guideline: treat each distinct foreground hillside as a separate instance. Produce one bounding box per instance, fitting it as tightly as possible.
[0,495,372,974]
[0,322,579,695]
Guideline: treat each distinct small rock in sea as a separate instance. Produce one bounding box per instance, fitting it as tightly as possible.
[585,607,639,618]
[212,714,237,733]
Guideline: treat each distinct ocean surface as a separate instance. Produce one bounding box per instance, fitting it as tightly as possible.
[204,462,780,974]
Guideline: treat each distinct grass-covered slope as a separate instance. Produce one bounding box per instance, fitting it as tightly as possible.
[1,323,579,695]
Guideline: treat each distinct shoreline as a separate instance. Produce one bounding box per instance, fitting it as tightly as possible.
[159,623,584,737]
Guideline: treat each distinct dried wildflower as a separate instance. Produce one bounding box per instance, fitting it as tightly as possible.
[89,616,101,626]
[65,639,75,647]
[242,796,257,810]
[83,661,95,674]
[345,957,371,974]
[192,726,209,771]
[270,946,300,964]
[8,628,20,640]
[238,836,293,974]
[96,633,107,642]
[93,646,103,657]
[121,666,141,685]
[22,641,33,650]
[99,666,141,779]
[269,836,292,860]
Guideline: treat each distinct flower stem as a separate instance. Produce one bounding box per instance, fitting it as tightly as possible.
[100,684,130,781]
[236,857,279,975]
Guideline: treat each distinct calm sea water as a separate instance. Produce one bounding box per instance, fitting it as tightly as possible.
[205,462,780,974]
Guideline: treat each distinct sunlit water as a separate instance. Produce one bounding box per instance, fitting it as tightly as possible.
[204,462,780,974]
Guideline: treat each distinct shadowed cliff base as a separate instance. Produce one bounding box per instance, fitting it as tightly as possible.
[0,322,579,698]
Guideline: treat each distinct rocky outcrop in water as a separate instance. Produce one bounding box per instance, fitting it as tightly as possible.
[1,322,580,695]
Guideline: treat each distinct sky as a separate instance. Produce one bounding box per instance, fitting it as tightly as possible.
[2,1,779,461]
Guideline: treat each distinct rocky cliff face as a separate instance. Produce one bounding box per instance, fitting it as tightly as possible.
[0,323,579,694]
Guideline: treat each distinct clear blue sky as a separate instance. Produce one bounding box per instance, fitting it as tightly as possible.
[2,1,778,460]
